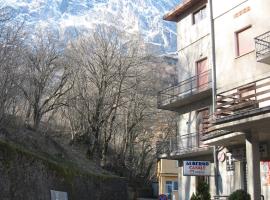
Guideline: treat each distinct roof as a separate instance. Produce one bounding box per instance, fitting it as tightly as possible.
[163,0,206,22]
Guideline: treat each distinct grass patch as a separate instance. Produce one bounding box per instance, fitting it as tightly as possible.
[0,139,121,182]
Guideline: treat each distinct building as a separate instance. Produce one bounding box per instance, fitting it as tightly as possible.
[157,159,179,200]
[157,0,270,199]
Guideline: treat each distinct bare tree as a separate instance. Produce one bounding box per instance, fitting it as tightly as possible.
[66,26,149,160]
[17,31,73,130]
[0,8,25,125]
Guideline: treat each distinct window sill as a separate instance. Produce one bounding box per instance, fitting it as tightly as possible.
[235,50,255,59]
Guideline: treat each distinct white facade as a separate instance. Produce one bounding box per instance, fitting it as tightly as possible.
[213,0,270,92]
[159,0,270,200]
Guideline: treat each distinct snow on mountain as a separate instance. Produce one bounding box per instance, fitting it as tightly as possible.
[0,0,179,53]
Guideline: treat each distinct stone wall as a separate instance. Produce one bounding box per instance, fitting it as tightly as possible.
[0,140,127,200]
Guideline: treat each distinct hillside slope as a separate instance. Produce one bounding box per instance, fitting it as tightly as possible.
[0,127,127,200]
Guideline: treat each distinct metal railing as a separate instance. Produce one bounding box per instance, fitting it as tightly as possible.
[156,133,208,157]
[255,31,270,61]
[213,195,229,200]
[212,194,264,200]
[214,75,270,121]
[157,69,212,108]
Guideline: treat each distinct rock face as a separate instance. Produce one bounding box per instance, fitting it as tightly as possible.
[2,0,178,53]
[0,140,127,200]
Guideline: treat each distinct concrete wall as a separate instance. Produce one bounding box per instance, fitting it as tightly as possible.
[213,0,270,92]
[177,3,211,81]
[211,0,270,198]
[174,1,213,199]
[159,159,179,174]
[218,159,245,196]
[0,140,127,200]
[157,159,178,200]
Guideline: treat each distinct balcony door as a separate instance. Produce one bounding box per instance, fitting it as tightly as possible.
[196,108,209,146]
[196,58,208,91]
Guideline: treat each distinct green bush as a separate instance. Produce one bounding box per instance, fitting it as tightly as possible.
[190,193,199,200]
[228,190,251,200]
[190,181,210,200]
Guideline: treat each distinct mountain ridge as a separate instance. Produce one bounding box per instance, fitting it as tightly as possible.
[1,0,179,53]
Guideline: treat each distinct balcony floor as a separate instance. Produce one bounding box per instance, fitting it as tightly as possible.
[213,106,270,132]
[158,88,212,112]
[257,50,270,65]
[169,146,213,160]
[203,106,270,145]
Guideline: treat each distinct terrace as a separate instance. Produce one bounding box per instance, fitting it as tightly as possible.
[157,69,212,111]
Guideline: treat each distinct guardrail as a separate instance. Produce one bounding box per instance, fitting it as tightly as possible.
[157,70,212,108]
[215,75,270,120]
[156,133,208,157]
[213,195,229,200]
[255,31,270,61]
[212,194,264,200]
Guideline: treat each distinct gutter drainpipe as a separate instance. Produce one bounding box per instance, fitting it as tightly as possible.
[209,0,219,196]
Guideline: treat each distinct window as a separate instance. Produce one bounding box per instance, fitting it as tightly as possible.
[235,26,254,56]
[165,181,178,199]
[193,6,207,24]
[173,181,178,191]
[165,181,173,199]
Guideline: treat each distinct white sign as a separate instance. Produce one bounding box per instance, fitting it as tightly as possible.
[183,161,211,176]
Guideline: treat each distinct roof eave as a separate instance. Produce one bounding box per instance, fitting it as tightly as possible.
[163,0,204,22]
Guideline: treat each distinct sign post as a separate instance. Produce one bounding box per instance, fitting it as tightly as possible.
[183,161,211,176]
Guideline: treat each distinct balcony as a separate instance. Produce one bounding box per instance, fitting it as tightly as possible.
[157,70,212,111]
[205,75,270,138]
[156,133,213,160]
[255,31,270,64]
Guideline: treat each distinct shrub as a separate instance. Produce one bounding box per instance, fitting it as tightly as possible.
[190,193,199,200]
[190,181,210,200]
[228,190,251,200]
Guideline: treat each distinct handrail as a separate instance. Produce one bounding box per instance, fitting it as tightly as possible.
[255,31,270,60]
[212,194,264,200]
[214,75,270,120]
[255,30,270,40]
[157,69,212,108]
[213,195,229,200]
[159,69,212,95]
[156,132,209,157]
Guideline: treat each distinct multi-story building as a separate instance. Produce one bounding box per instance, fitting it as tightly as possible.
[157,0,270,199]
[157,159,179,200]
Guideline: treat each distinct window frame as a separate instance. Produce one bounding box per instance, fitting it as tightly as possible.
[235,25,253,57]
[173,181,178,191]
[192,5,207,25]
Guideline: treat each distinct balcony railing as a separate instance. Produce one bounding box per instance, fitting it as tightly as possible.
[255,31,270,63]
[157,69,212,110]
[214,75,270,123]
[156,133,209,158]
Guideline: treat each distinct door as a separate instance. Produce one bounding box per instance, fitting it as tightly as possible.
[196,108,209,146]
[196,58,208,91]
[165,181,173,200]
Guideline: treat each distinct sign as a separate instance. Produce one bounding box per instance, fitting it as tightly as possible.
[226,152,235,171]
[261,161,270,186]
[183,161,211,176]
[50,190,68,200]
